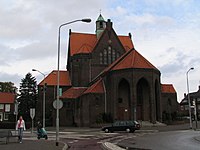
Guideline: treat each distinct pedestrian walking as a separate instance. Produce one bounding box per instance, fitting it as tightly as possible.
[16,116,26,143]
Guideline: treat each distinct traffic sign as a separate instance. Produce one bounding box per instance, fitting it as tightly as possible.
[53,100,63,109]
[30,108,35,119]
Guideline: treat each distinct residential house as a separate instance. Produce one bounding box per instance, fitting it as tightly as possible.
[0,92,15,122]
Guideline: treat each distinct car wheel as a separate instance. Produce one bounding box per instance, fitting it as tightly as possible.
[105,129,109,133]
[126,128,131,133]
[45,135,48,140]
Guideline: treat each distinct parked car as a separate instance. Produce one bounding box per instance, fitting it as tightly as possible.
[133,120,141,130]
[102,120,138,133]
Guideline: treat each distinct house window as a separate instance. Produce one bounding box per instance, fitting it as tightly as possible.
[0,104,4,110]
[0,113,3,121]
[4,113,9,120]
[5,104,10,112]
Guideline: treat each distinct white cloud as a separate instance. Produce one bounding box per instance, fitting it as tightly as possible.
[0,0,200,103]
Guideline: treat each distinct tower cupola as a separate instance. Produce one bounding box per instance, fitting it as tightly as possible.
[95,14,106,38]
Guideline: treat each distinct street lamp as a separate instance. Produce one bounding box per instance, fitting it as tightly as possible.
[32,69,46,128]
[56,18,91,146]
[186,67,194,129]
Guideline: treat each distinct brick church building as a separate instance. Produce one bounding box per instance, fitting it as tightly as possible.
[37,14,178,127]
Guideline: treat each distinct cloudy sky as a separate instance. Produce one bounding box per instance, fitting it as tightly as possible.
[0,0,200,102]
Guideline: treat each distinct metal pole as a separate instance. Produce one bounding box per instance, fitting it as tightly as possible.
[31,118,34,134]
[43,82,46,128]
[186,67,194,129]
[32,69,46,128]
[194,100,198,130]
[56,19,91,146]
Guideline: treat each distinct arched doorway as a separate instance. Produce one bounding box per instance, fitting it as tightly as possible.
[117,79,131,120]
[136,78,150,121]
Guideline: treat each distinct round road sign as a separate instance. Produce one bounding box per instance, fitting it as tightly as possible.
[53,100,63,109]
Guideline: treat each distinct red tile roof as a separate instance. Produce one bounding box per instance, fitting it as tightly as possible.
[0,92,15,104]
[84,79,104,94]
[39,70,71,86]
[70,33,97,56]
[112,49,158,71]
[162,84,176,93]
[69,32,134,56]
[118,36,134,51]
[61,87,87,99]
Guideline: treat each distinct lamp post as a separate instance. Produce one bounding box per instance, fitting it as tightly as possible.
[186,67,194,129]
[56,18,91,146]
[32,69,46,128]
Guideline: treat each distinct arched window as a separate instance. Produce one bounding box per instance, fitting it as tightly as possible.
[116,52,120,59]
[108,46,112,64]
[103,49,107,64]
[100,52,103,64]
[112,49,116,62]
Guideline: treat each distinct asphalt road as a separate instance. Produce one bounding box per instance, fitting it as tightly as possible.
[64,139,102,150]
[118,130,200,150]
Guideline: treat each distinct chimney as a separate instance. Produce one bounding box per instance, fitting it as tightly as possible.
[129,33,132,39]
[106,19,112,30]
[69,29,71,35]
[184,93,187,98]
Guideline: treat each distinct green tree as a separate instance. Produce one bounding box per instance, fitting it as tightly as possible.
[0,82,17,93]
[18,73,37,121]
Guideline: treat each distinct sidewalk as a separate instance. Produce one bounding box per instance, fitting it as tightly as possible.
[0,139,64,150]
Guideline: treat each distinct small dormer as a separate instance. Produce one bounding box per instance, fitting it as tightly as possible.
[95,14,106,38]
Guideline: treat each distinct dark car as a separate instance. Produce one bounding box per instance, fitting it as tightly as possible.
[133,121,141,130]
[102,120,137,133]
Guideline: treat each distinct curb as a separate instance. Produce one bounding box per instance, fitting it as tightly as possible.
[102,142,126,150]
[194,136,200,142]
[60,141,69,150]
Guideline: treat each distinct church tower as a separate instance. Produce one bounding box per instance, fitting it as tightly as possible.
[95,14,106,38]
